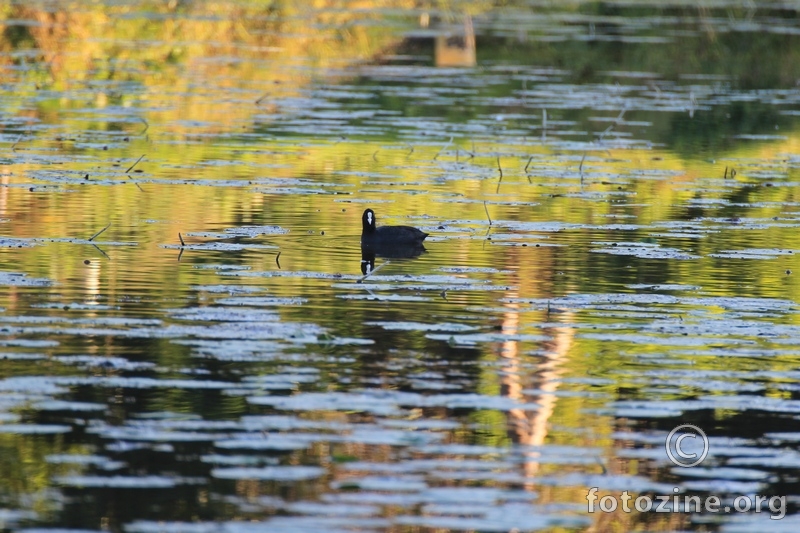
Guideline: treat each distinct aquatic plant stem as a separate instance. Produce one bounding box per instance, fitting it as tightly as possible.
[88,224,111,242]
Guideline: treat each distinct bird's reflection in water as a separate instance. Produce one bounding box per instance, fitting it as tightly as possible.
[360,243,426,275]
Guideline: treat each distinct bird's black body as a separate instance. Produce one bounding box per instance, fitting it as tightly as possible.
[361,208,428,246]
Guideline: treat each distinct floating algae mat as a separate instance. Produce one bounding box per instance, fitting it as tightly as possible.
[1,2,800,532]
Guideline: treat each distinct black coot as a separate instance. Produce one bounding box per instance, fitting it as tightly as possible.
[361,208,428,246]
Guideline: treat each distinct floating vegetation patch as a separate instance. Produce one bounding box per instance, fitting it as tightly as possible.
[0,339,59,348]
[161,242,278,251]
[591,242,699,260]
[192,264,252,271]
[167,307,281,322]
[54,355,157,371]
[709,248,798,259]
[0,271,52,286]
[222,225,289,237]
[211,466,326,480]
[88,423,227,443]
[173,338,324,362]
[216,297,307,306]
[53,475,181,488]
[627,283,702,291]
[0,238,37,248]
[190,285,263,294]
[249,390,540,414]
[0,424,72,434]
[45,454,126,470]
[221,270,360,280]
[337,293,432,302]
[394,504,589,531]
[427,332,551,346]
[365,321,478,332]
[33,238,138,247]
[437,266,513,274]
[33,400,107,412]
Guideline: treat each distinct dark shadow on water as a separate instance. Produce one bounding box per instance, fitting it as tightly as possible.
[360,243,426,275]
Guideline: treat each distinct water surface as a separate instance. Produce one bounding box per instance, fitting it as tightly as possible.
[2,1,800,531]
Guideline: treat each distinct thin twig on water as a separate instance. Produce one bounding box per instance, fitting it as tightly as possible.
[542,109,547,142]
[128,177,144,192]
[358,259,390,282]
[483,201,492,226]
[91,243,110,260]
[126,154,145,173]
[88,223,111,242]
[124,155,146,192]
[524,155,533,184]
[521,77,527,107]
[433,136,453,161]
[496,157,503,193]
[598,107,627,142]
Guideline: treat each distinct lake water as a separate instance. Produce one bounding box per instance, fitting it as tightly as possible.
[2,2,800,531]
